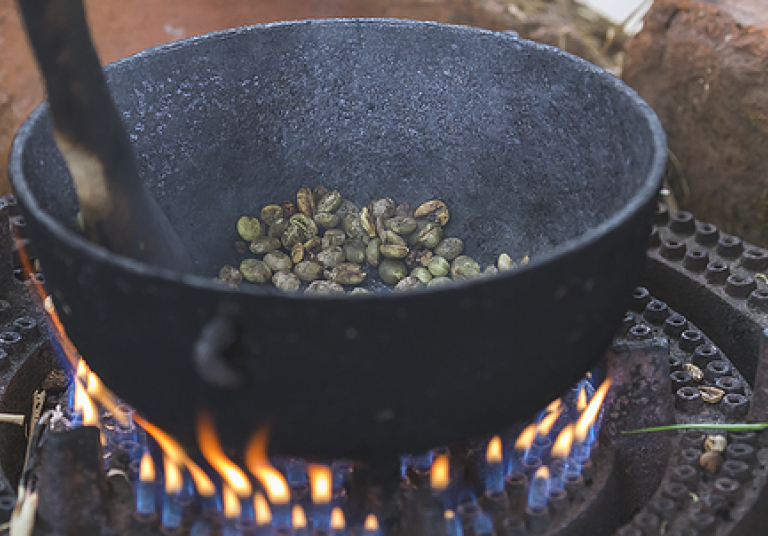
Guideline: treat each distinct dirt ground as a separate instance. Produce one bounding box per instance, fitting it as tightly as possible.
[0,0,620,195]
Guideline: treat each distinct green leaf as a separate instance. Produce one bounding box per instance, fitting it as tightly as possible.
[622,423,768,435]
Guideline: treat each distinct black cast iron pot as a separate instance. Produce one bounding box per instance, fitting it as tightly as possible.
[9,19,665,459]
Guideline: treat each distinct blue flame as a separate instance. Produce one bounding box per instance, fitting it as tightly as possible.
[548,459,567,492]
[239,496,255,525]
[332,460,354,493]
[527,471,550,511]
[473,511,495,536]
[115,407,137,443]
[312,503,332,529]
[161,491,183,530]
[190,520,213,536]
[411,451,434,473]
[178,469,195,505]
[222,522,244,536]
[201,487,223,515]
[135,479,155,516]
[272,503,291,528]
[281,458,308,488]
[399,456,410,479]
[446,514,463,536]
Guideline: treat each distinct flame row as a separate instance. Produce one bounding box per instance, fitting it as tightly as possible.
[24,238,605,533]
[429,377,611,494]
[21,243,380,530]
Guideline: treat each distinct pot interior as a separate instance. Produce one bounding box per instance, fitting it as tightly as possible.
[19,20,658,279]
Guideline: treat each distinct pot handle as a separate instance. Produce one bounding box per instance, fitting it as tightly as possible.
[193,304,244,389]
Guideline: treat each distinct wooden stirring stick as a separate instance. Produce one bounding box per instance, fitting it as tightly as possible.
[16,0,192,271]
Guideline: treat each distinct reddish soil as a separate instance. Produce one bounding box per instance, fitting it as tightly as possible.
[0,0,509,194]
[624,0,768,246]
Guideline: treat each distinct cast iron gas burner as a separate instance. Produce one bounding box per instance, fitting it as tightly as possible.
[0,199,767,536]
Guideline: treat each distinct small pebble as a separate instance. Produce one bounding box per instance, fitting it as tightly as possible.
[323,229,347,249]
[314,212,340,229]
[344,241,367,264]
[450,255,481,280]
[294,260,324,282]
[395,276,424,291]
[250,236,281,254]
[218,265,243,286]
[388,216,418,235]
[704,435,727,453]
[237,216,262,241]
[317,247,346,268]
[427,276,453,288]
[316,190,343,213]
[327,263,367,285]
[272,271,301,292]
[369,197,396,219]
[240,259,271,284]
[305,280,345,294]
[380,244,409,259]
[684,363,704,383]
[699,385,725,404]
[410,267,433,284]
[379,259,408,285]
[434,238,464,260]
[366,238,381,267]
[699,451,723,474]
[427,256,450,277]
[264,251,293,273]
[498,253,516,271]
[260,205,283,226]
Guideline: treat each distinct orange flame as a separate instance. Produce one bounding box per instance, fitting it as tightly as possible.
[82,391,98,428]
[545,398,561,414]
[254,493,272,525]
[86,372,98,393]
[139,452,155,483]
[514,424,537,451]
[308,464,333,504]
[43,294,54,314]
[486,436,503,464]
[134,414,216,497]
[84,371,129,426]
[134,414,185,466]
[186,460,216,498]
[17,241,216,499]
[533,465,550,481]
[551,425,575,458]
[18,242,78,369]
[364,514,379,531]
[330,507,345,530]
[74,381,87,412]
[574,379,611,443]
[537,405,563,437]
[223,485,241,519]
[164,458,183,494]
[431,453,450,491]
[245,427,290,505]
[76,360,88,382]
[292,505,307,529]
[197,410,252,497]
[577,386,588,412]
[445,510,455,520]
